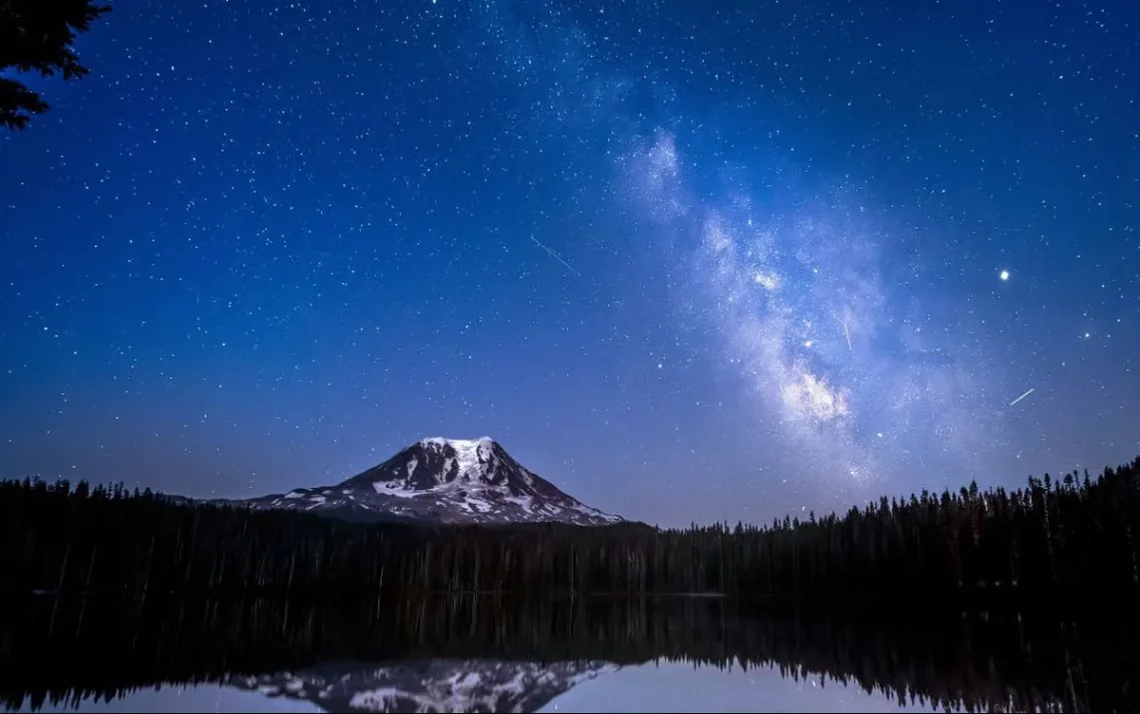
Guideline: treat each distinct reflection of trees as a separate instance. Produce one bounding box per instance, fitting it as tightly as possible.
[2,460,1138,712]
[0,594,1133,713]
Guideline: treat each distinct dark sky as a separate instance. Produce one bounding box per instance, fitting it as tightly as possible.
[1,0,1137,527]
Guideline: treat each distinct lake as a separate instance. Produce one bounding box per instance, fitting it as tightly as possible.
[1,594,1132,713]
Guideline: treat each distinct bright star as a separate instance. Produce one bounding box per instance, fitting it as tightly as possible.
[999,270,1010,281]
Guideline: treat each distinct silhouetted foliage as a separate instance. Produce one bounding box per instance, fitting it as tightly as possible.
[0,593,1133,713]
[2,458,1139,602]
[0,0,111,130]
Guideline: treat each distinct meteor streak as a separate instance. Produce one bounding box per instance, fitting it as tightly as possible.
[530,235,582,277]
[1009,388,1035,407]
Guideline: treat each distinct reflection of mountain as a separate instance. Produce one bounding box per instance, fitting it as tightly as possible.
[2,594,1137,714]
[225,659,618,713]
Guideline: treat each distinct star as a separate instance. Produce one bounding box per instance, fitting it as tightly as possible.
[1,0,1134,545]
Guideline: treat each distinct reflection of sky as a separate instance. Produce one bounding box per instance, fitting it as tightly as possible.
[540,662,940,713]
[11,686,319,714]
[12,661,944,714]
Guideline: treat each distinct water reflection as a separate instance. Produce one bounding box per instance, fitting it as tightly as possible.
[227,660,616,712]
[9,663,936,714]
[0,594,1133,713]
[541,661,938,713]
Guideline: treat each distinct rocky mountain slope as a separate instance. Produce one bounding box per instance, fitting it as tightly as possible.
[236,437,622,526]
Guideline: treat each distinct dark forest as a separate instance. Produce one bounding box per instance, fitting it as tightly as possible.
[2,457,1139,601]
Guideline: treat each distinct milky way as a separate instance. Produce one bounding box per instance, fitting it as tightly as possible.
[1,0,1137,527]
[619,128,1011,501]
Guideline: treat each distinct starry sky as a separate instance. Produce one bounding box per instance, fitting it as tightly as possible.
[1,0,1137,528]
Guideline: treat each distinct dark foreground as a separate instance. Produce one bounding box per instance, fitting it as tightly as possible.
[0,593,1135,713]
[6,458,1140,603]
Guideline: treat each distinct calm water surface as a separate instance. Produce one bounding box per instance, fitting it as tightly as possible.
[1,594,1130,713]
[12,663,943,713]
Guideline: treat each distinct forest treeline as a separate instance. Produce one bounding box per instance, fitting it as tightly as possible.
[1,593,1133,713]
[2,457,1139,600]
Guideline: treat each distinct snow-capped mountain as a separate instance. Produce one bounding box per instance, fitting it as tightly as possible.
[224,658,619,713]
[238,437,622,526]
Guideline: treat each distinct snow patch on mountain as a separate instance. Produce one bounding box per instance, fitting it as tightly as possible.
[236,437,622,526]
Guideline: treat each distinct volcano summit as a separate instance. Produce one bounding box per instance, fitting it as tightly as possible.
[237,437,622,526]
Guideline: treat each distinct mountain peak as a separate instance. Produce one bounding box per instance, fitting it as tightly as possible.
[240,437,622,526]
[418,436,499,465]
[420,436,496,448]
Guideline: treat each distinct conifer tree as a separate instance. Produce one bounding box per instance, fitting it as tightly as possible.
[0,0,111,130]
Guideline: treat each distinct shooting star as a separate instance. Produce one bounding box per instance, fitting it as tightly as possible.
[842,321,853,354]
[1009,388,1035,407]
[312,250,355,263]
[530,235,582,277]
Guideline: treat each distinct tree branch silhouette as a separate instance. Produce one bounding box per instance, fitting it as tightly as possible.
[0,0,111,130]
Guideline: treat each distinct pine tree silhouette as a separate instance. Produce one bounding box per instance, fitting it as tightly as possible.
[0,0,111,130]
[3,456,1140,603]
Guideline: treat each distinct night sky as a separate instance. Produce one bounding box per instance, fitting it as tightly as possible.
[2,0,1137,528]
